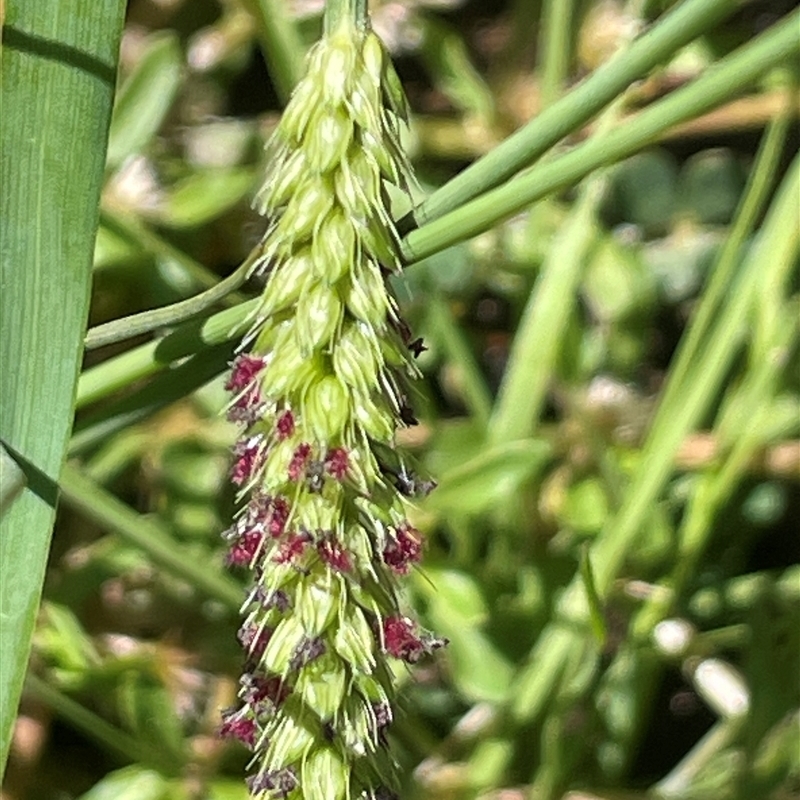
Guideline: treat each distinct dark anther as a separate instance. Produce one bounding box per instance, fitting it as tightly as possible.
[393,317,413,344]
[399,401,418,426]
[246,768,298,798]
[394,469,436,498]
[289,636,326,670]
[305,459,325,493]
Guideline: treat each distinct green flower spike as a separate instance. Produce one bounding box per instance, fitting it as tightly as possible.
[219,17,445,800]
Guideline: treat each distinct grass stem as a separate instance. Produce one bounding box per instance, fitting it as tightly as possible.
[402,10,799,263]
[59,465,242,610]
[407,0,745,228]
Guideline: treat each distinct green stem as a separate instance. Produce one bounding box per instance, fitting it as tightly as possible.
[24,673,180,775]
[538,0,575,110]
[488,102,619,444]
[406,0,745,229]
[76,17,797,412]
[85,243,261,350]
[647,107,791,430]
[59,465,242,610]
[70,341,235,454]
[591,153,800,598]
[633,305,799,639]
[324,0,369,34]
[488,166,608,445]
[76,298,256,410]
[78,339,163,409]
[623,112,795,640]
[511,153,800,727]
[241,0,305,103]
[401,9,799,264]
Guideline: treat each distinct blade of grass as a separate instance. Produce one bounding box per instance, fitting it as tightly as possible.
[23,674,180,775]
[70,341,235,454]
[401,11,800,264]
[0,444,27,517]
[595,302,798,781]
[406,0,745,229]
[510,152,800,725]
[105,32,182,171]
[0,1,125,776]
[240,0,305,103]
[648,106,792,423]
[590,118,797,778]
[488,171,607,444]
[58,465,242,610]
[633,302,799,639]
[593,153,799,597]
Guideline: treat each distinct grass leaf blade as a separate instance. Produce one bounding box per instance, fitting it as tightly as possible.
[0,0,126,774]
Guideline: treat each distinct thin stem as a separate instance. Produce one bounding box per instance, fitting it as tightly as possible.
[24,673,181,775]
[76,298,256,410]
[85,242,261,350]
[489,173,606,443]
[324,0,369,34]
[591,153,800,598]
[633,305,799,640]
[401,11,800,264]
[59,465,242,611]
[404,0,745,229]
[643,107,791,460]
[77,17,796,413]
[78,339,163,409]
[510,153,800,727]
[538,0,575,110]
[241,0,305,103]
[488,102,621,444]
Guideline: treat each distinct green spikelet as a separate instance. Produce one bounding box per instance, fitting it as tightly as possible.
[219,18,444,800]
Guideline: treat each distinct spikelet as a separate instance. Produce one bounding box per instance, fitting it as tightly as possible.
[219,18,444,800]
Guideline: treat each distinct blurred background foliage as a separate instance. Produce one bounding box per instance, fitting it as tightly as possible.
[2,0,799,799]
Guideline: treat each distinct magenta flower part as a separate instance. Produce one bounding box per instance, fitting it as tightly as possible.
[227,530,265,568]
[220,708,257,749]
[382,523,422,574]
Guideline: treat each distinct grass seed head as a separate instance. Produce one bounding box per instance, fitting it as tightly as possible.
[222,17,442,800]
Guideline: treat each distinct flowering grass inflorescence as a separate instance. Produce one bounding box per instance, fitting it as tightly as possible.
[220,17,444,800]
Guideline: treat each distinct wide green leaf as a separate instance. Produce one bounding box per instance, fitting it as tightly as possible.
[0,0,126,774]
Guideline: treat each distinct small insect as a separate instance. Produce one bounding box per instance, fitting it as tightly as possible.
[408,337,427,358]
